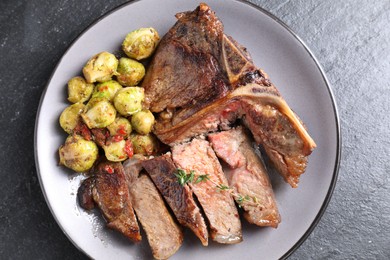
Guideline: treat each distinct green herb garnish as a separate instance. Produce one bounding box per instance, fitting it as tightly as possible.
[174,169,263,209]
[174,169,195,185]
[236,195,251,208]
[216,183,231,191]
[195,174,210,184]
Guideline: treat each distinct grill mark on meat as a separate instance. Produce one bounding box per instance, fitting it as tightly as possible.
[81,160,141,242]
[123,157,183,259]
[208,128,281,227]
[172,138,242,244]
[142,154,209,246]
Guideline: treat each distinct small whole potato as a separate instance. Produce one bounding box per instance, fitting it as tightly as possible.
[81,97,117,128]
[59,103,85,134]
[130,133,159,156]
[122,28,159,60]
[83,51,118,83]
[59,135,98,172]
[92,80,123,101]
[103,139,128,162]
[113,87,144,116]
[131,109,155,135]
[116,57,145,86]
[67,76,94,103]
[107,117,132,138]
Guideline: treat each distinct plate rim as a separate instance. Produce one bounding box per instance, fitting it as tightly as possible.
[34,0,341,259]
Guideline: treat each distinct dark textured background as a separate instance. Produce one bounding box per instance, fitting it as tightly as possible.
[0,0,389,259]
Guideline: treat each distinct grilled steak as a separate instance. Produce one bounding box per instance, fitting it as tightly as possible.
[78,160,141,242]
[142,3,229,119]
[171,138,242,244]
[208,128,280,227]
[142,154,209,246]
[123,157,183,260]
[142,3,316,187]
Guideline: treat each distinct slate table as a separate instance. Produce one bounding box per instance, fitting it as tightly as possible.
[1,0,389,259]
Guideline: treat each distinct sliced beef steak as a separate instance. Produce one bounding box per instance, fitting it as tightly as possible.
[78,160,141,242]
[208,128,281,227]
[172,138,242,244]
[142,154,209,246]
[142,3,316,187]
[123,157,183,260]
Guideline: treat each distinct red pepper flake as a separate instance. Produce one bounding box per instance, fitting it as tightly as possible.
[112,135,123,142]
[104,165,114,174]
[117,126,127,136]
[81,125,92,141]
[74,122,92,141]
[124,140,134,158]
[99,85,108,92]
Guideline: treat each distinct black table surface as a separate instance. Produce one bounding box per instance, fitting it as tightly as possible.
[1,0,389,259]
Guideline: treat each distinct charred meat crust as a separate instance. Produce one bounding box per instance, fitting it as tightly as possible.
[77,176,95,210]
[142,154,209,246]
[81,160,142,242]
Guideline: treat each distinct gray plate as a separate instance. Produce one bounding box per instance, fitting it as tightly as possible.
[34,0,340,259]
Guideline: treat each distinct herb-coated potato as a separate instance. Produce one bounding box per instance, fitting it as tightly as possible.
[82,52,118,83]
[67,76,94,103]
[122,28,159,60]
[113,87,144,116]
[59,135,98,172]
[131,109,155,135]
[92,80,122,101]
[130,133,159,156]
[116,57,145,86]
[103,139,128,162]
[81,97,116,128]
[59,103,85,134]
[107,117,132,138]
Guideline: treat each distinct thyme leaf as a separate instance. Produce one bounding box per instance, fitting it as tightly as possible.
[175,169,263,209]
[174,169,190,185]
[236,194,251,207]
[175,169,196,186]
[195,174,210,184]
[216,183,230,191]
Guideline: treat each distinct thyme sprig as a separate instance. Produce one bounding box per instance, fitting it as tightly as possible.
[216,183,231,191]
[175,169,209,185]
[194,173,210,184]
[175,168,263,208]
[174,169,195,185]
